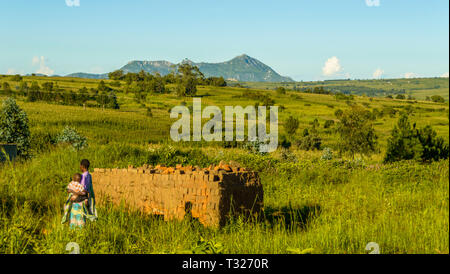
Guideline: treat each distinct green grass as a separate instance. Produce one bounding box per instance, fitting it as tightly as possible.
[0,75,448,254]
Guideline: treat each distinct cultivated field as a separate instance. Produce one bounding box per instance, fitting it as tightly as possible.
[0,75,448,254]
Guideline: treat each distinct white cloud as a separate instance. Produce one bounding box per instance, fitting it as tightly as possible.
[65,0,80,7]
[6,69,19,75]
[32,56,55,76]
[322,56,341,76]
[441,72,449,78]
[373,68,384,79]
[365,0,380,7]
[404,72,417,79]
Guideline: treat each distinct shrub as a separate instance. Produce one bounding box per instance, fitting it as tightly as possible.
[323,120,335,129]
[295,129,322,151]
[284,116,299,135]
[431,95,445,103]
[384,113,449,163]
[56,126,88,151]
[321,147,333,160]
[0,97,31,158]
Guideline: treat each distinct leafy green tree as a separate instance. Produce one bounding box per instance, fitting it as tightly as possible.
[108,70,125,80]
[384,113,449,163]
[0,97,31,158]
[431,95,445,103]
[284,115,299,135]
[336,106,378,158]
[384,113,422,163]
[98,80,109,92]
[2,82,11,92]
[176,76,197,97]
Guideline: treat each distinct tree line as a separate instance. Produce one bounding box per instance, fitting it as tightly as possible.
[0,80,119,109]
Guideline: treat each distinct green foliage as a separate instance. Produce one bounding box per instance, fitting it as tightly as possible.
[384,114,449,163]
[336,106,378,158]
[321,147,333,160]
[0,97,31,158]
[11,74,23,82]
[323,119,335,129]
[2,82,11,92]
[189,237,224,254]
[176,76,197,97]
[56,126,88,151]
[276,86,286,95]
[284,116,299,135]
[295,131,322,151]
[431,95,445,103]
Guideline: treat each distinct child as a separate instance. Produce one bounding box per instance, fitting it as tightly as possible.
[67,173,87,203]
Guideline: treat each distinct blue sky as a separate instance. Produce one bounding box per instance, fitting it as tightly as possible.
[0,0,448,81]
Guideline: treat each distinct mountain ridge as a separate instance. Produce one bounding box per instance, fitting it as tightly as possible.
[65,54,294,82]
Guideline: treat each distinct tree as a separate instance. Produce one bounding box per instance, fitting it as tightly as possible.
[431,95,445,103]
[284,116,299,135]
[396,94,406,100]
[98,80,109,92]
[177,63,204,79]
[384,113,449,163]
[0,97,31,158]
[176,76,197,97]
[336,106,378,158]
[2,82,11,92]
[108,70,124,80]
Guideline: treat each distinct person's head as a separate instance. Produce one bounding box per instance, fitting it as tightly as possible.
[80,159,90,172]
[72,173,82,183]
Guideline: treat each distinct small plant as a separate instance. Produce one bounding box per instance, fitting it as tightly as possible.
[321,147,333,160]
[187,237,224,254]
[56,126,88,151]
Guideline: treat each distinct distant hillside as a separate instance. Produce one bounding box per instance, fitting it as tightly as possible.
[65,72,108,79]
[120,54,293,82]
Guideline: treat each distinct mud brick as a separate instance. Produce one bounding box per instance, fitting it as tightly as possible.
[93,164,263,227]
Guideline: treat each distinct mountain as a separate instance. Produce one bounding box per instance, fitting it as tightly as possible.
[119,54,293,82]
[65,72,109,79]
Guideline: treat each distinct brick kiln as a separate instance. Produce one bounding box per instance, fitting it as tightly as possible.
[92,162,263,227]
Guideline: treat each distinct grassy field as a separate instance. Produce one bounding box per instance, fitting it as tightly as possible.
[239,77,449,101]
[0,75,448,254]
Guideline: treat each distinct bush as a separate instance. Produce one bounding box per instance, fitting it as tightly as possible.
[323,120,335,129]
[284,116,299,135]
[0,97,31,158]
[431,95,445,103]
[384,113,449,163]
[56,126,88,151]
[321,147,333,160]
[295,130,322,151]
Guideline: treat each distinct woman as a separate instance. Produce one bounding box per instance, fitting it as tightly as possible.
[62,159,98,228]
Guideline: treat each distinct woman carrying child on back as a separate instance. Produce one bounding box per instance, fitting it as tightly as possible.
[62,159,98,229]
